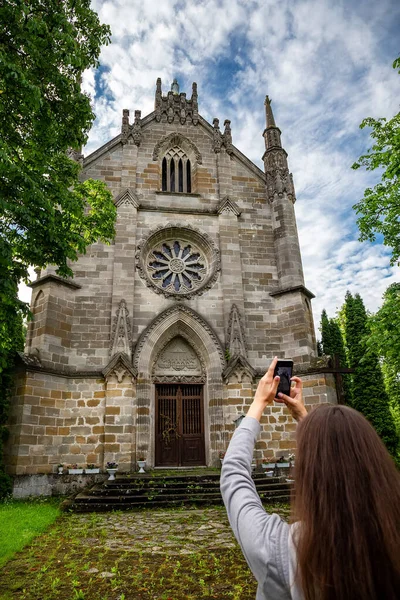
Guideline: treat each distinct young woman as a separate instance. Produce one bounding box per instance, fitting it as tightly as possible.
[220,357,400,600]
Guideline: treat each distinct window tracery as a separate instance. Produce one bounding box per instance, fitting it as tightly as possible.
[161,146,192,193]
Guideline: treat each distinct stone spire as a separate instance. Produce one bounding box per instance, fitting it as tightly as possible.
[262,96,295,202]
[263,96,282,150]
[262,95,304,291]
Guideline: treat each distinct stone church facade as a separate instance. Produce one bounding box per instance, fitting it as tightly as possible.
[5,79,337,487]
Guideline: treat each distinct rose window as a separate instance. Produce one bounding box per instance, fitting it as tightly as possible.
[148,241,206,292]
[137,224,220,299]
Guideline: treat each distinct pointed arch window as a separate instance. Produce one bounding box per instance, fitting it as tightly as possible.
[161,146,192,193]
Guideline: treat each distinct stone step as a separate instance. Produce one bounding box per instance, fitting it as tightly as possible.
[70,494,291,513]
[67,470,292,512]
[84,481,288,497]
[74,486,288,503]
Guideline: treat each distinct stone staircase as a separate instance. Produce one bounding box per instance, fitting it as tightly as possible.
[66,470,292,512]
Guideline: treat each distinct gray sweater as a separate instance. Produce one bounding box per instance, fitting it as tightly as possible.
[220,416,303,600]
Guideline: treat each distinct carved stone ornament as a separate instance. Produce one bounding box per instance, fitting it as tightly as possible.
[67,147,84,166]
[217,196,241,217]
[227,304,247,358]
[222,355,255,383]
[152,336,205,383]
[114,188,140,208]
[264,149,296,203]
[136,223,220,299]
[132,304,225,372]
[120,108,142,146]
[110,300,132,356]
[223,120,233,155]
[102,352,137,383]
[153,79,199,125]
[212,118,222,153]
[152,132,202,164]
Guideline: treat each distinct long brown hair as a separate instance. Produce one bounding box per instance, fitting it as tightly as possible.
[292,404,400,600]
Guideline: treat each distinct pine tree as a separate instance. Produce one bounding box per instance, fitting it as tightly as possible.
[320,309,351,404]
[343,291,398,456]
[320,309,332,355]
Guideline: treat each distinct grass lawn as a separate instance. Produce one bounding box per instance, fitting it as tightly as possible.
[0,503,290,600]
[0,498,60,569]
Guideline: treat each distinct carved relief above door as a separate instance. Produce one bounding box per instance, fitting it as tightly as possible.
[152,336,205,383]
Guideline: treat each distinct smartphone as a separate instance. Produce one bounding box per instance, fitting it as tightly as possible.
[273,359,293,397]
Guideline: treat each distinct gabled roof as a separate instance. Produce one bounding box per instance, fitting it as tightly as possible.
[83,109,265,183]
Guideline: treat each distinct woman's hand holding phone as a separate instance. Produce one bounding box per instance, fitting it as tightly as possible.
[275,377,308,422]
[247,357,307,423]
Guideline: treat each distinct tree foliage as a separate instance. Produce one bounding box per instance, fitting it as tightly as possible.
[342,291,398,456]
[319,309,351,405]
[0,0,115,495]
[366,283,400,447]
[352,57,400,264]
[367,283,400,373]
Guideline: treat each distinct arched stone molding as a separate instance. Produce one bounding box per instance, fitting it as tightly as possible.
[132,305,226,466]
[133,305,225,376]
[152,132,202,164]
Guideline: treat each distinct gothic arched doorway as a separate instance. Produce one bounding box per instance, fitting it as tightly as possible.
[153,337,205,466]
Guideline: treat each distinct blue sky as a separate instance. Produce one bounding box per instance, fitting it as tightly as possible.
[20,0,400,327]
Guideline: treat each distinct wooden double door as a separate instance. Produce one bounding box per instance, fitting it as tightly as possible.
[155,384,205,467]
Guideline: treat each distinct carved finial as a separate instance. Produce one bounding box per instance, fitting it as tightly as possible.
[67,147,84,165]
[192,82,198,125]
[223,119,233,155]
[171,78,179,95]
[132,109,142,146]
[263,95,283,153]
[155,78,162,118]
[121,109,130,144]
[110,300,132,357]
[227,304,247,358]
[212,118,222,153]
[264,95,276,128]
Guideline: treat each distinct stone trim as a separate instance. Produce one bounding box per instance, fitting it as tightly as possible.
[114,188,140,208]
[223,355,255,383]
[153,375,206,383]
[102,352,137,383]
[29,274,81,290]
[155,191,202,198]
[16,354,103,378]
[217,196,241,217]
[269,285,315,300]
[140,204,215,215]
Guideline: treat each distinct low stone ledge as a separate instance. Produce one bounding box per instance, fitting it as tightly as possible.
[12,473,107,499]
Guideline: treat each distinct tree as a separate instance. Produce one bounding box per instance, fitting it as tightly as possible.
[0,0,116,496]
[366,283,400,445]
[319,309,351,405]
[367,283,400,373]
[352,56,400,264]
[342,291,398,456]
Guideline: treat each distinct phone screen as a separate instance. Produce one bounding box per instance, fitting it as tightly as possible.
[273,360,293,397]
